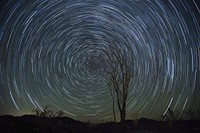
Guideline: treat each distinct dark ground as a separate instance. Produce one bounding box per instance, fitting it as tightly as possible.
[0,115,199,133]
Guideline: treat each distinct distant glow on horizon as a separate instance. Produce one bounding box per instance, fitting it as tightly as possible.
[0,0,200,122]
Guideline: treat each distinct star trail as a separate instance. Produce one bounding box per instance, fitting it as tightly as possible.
[0,0,200,122]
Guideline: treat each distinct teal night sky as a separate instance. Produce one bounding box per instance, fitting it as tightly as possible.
[0,0,200,122]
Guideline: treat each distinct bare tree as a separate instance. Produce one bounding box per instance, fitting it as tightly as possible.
[106,53,133,122]
[40,105,52,117]
[162,108,180,121]
[109,81,116,122]
[32,109,41,116]
[32,105,53,117]
[56,110,65,117]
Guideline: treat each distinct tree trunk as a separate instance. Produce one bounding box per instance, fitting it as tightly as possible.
[112,98,116,122]
[120,101,126,122]
[110,83,116,122]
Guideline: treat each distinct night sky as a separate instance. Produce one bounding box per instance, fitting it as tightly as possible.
[0,0,200,122]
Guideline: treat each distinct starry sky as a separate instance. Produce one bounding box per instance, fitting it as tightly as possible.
[0,0,200,122]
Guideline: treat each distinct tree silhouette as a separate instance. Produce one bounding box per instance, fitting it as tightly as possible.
[40,105,52,117]
[108,81,116,122]
[56,110,65,117]
[162,108,180,121]
[106,53,133,122]
[32,109,41,117]
[32,105,56,117]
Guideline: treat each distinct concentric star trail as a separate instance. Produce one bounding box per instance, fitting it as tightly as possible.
[0,0,200,122]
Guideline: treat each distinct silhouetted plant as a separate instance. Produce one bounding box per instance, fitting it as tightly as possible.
[32,104,72,118]
[32,109,41,117]
[56,110,65,117]
[106,52,133,123]
[162,108,183,129]
[108,81,116,122]
[32,105,65,117]
[40,105,52,117]
[162,108,180,121]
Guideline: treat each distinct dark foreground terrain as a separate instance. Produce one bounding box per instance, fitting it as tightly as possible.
[0,115,199,133]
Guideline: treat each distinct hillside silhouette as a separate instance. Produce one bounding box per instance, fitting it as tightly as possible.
[0,115,199,133]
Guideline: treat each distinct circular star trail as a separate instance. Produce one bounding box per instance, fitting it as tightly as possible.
[0,0,200,122]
